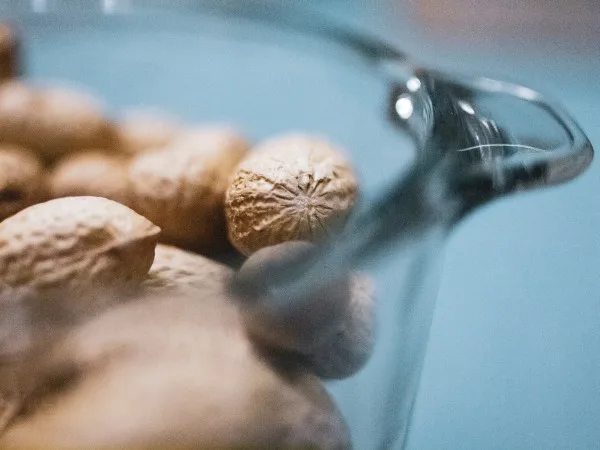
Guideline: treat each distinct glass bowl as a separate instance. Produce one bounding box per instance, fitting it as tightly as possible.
[0,1,592,449]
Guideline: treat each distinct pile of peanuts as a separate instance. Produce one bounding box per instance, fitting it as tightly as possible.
[0,23,374,449]
[0,29,358,260]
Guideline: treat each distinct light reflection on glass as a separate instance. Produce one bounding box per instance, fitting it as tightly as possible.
[406,77,421,92]
[395,95,414,119]
[102,0,117,14]
[457,100,475,115]
[514,86,538,101]
[31,0,47,14]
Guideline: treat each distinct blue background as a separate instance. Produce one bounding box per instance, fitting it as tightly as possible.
[321,1,600,449]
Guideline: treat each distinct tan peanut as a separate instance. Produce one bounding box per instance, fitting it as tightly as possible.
[0,275,350,449]
[225,133,358,256]
[0,23,20,81]
[233,241,375,379]
[0,196,160,293]
[142,244,232,296]
[49,151,130,206]
[0,83,117,161]
[0,145,47,221]
[117,110,182,155]
[127,127,249,252]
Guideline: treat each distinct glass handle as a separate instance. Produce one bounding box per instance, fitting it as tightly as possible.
[390,69,595,219]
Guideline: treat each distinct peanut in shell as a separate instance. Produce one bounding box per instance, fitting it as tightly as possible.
[0,83,117,161]
[0,196,160,293]
[0,23,20,81]
[49,151,130,206]
[117,110,182,155]
[127,127,249,252]
[0,145,47,221]
[142,244,232,296]
[225,133,358,256]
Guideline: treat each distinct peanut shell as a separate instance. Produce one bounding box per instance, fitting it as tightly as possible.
[127,127,249,251]
[0,83,117,161]
[0,287,350,449]
[233,241,349,353]
[225,133,358,256]
[49,151,130,206]
[117,110,181,155]
[0,23,20,81]
[233,241,375,379]
[142,244,232,295]
[306,274,375,379]
[0,196,160,292]
[0,145,47,221]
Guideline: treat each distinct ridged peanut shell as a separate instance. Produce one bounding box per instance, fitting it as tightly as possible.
[0,83,117,161]
[49,151,130,206]
[0,145,47,221]
[0,196,160,292]
[127,127,249,251]
[142,244,232,296]
[225,134,358,256]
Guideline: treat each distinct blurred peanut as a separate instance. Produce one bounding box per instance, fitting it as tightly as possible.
[0,145,46,221]
[117,110,182,155]
[49,151,130,206]
[127,126,248,252]
[0,23,20,81]
[233,241,375,379]
[0,83,117,162]
[0,269,350,449]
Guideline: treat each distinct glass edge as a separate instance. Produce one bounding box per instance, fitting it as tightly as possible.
[434,70,594,189]
[0,0,408,65]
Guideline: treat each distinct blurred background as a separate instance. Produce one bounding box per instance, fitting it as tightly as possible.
[316,1,600,449]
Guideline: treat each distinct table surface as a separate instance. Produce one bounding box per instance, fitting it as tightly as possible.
[320,1,600,449]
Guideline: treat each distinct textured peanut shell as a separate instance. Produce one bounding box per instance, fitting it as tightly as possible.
[0,145,47,221]
[0,83,117,161]
[117,111,181,155]
[0,23,19,81]
[0,288,350,448]
[0,196,160,292]
[127,127,249,251]
[49,151,130,206]
[226,134,358,256]
[142,244,233,296]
